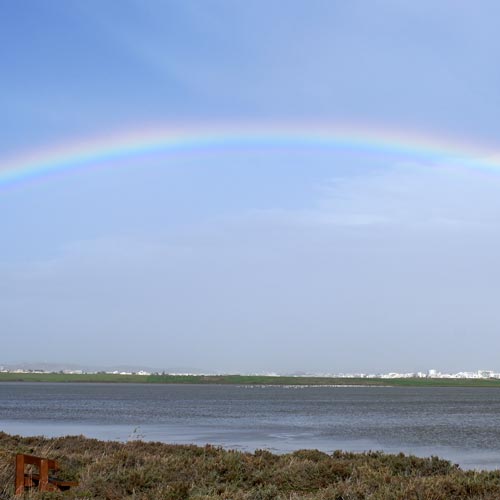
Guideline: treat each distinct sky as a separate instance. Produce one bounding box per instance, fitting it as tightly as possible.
[2,1,500,374]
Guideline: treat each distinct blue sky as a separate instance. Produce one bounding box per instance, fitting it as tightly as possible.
[2,1,500,373]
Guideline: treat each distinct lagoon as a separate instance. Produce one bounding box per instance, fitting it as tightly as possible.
[2,382,500,470]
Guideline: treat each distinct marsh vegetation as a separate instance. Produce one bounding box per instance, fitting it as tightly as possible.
[2,432,500,499]
[3,372,500,387]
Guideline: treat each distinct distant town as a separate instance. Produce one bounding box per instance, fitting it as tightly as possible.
[1,366,499,380]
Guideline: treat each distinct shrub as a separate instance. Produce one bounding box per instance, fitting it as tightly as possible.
[1,432,499,499]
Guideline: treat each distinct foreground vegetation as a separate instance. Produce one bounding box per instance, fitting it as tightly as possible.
[3,372,500,387]
[1,432,500,499]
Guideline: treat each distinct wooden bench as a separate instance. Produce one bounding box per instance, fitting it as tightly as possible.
[15,453,78,495]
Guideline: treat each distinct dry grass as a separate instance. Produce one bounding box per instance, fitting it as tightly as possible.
[1,432,500,499]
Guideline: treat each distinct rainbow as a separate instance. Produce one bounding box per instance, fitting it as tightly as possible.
[1,123,499,188]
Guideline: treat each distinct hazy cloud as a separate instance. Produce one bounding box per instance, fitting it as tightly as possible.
[3,162,500,372]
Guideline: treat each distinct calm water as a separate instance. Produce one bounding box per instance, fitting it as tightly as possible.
[2,382,500,470]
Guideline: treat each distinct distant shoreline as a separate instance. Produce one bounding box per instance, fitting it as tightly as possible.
[2,372,500,387]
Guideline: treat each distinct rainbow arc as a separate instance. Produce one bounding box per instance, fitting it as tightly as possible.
[0,124,498,188]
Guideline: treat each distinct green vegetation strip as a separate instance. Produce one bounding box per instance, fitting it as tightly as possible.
[2,371,500,387]
[2,432,500,499]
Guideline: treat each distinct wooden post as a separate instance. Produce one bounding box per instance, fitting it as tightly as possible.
[39,458,49,492]
[15,454,25,495]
